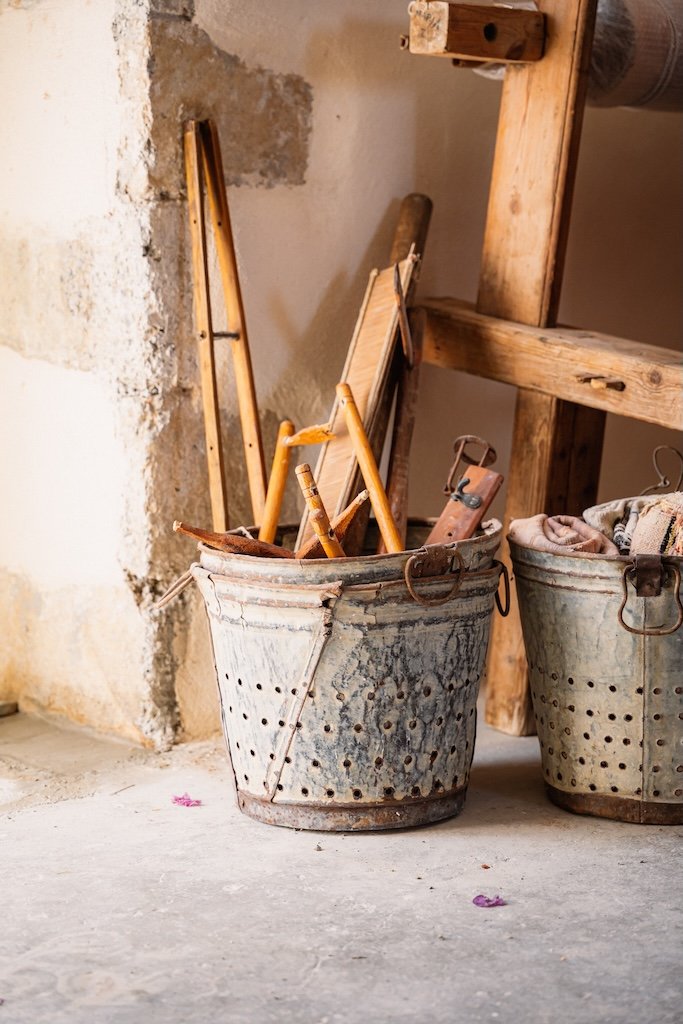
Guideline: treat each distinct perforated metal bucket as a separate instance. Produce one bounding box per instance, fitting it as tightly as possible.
[510,541,683,824]
[193,520,503,831]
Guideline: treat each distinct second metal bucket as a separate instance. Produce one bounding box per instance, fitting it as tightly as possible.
[510,541,683,824]
[193,520,504,831]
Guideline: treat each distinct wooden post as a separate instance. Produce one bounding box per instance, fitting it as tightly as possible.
[478,0,606,735]
[183,122,229,532]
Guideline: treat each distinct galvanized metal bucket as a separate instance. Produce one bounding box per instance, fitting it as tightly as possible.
[510,541,683,824]
[193,519,504,831]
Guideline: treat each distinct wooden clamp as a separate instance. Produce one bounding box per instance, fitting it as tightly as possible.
[405,2,546,64]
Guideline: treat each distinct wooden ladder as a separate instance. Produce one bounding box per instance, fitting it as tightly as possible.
[408,0,683,734]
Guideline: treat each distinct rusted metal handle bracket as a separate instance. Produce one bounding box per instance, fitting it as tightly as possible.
[404,547,465,606]
[618,559,683,636]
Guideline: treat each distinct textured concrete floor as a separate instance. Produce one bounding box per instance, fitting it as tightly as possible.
[1,710,681,1024]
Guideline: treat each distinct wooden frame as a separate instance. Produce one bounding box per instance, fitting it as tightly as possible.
[408,0,682,736]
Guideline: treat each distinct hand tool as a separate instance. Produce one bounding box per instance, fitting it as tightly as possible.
[336,383,403,554]
[295,490,370,559]
[426,435,503,545]
[295,465,345,558]
[258,420,295,544]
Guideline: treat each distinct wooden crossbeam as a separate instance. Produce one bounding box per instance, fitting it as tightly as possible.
[420,299,683,431]
[407,2,545,64]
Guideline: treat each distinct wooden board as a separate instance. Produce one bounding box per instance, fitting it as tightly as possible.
[421,298,683,431]
[295,255,419,551]
[475,0,602,736]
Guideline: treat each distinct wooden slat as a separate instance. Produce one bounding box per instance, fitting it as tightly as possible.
[421,299,683,430]
[408,2,545,63]
[294,255,419,551]
[183,122,229,532]
[475,0,602,736]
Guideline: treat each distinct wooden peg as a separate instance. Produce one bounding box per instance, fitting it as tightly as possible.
[295,465,345,558]
[259,420,295,544]
[335,383,403,554]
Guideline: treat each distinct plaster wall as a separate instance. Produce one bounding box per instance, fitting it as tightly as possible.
[1,0,680,744]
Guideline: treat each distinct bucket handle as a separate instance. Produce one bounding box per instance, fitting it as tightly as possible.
[404,548,465,606]
[618,560,683,636]
[494,560,510,617]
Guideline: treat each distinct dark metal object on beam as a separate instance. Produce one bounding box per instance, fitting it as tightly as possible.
[406,1,546,64]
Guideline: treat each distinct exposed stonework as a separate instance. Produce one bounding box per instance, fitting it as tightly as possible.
[147,16,312,196]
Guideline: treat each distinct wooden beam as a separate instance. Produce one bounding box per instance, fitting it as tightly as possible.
[477,0,596,325]
[475,0,601,736]
[408,2,545,63]
[421,299,683,431]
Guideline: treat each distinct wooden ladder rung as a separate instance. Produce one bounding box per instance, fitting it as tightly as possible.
[420,299,683,431]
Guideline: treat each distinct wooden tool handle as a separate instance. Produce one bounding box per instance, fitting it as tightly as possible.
[259,420,295,544]
[295,464,345,558]
[173,521,294,558]
[336,383,403,554]
[295,490,370,559]
[390,193,433,265]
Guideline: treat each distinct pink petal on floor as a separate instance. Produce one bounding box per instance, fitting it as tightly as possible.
[172,792,202,807]
[472,894,506,907]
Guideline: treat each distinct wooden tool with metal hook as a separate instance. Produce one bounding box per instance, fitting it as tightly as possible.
[406,0,683,735]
